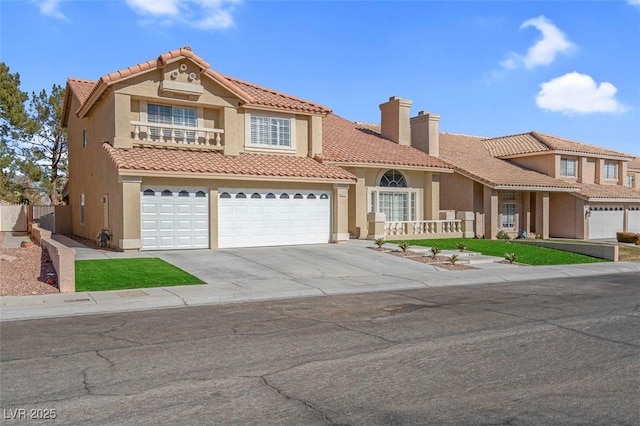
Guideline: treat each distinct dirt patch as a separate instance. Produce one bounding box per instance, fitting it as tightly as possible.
[0,239,59,296]
[64,234,121,252]
[383,249,478,270]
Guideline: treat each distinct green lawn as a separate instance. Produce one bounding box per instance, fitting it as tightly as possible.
[388,238,607,266]
[75,258,205,292]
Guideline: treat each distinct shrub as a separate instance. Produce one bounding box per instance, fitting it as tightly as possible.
[429,246,442,259]
[504,253,517,264]
[616,232,640,245]
[398,241,410,253]
[496,230,511,240]
[456,242,467,252]
[374,238,386,248]
[449,254,459,265]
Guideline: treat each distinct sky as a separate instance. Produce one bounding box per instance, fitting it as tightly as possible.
[1,0,639,155]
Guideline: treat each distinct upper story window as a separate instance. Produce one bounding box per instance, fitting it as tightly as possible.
[148,104,196,140]
[501,190,516,200]
[604,161,618,180]
[560,158,577,177]
[250,115,291,148]
[628,174,636,188]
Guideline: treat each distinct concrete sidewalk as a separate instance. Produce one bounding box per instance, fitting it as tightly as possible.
[2,239,639,322]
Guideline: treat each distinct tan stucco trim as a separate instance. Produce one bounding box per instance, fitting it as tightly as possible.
[496,150,632,162]
[493,185,578,192]
[239,104,327,118]
[324,161,453,173]
[117,169,355,184]
[577,197,640,202]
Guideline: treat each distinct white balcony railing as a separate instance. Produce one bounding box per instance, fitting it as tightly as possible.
[131,121,224,148]
[384,220,463,237]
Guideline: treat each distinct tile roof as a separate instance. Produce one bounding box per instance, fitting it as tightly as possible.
[70,47,328,117]
[439,132,578,190]
[224,75,330,114]
[483,131,632,159]
[628,157,640,171]
[66,78,96,105]
[102,144,356,182]
[574,183,640,200]
[322,114,452,170]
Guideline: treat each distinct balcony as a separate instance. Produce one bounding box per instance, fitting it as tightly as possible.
[131,121,224,150]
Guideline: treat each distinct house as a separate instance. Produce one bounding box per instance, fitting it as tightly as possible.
[438,131,640,239]
[62,47,459,251]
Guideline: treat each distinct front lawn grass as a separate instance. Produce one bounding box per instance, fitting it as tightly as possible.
[76,258,205,292]
[389,238,607,266]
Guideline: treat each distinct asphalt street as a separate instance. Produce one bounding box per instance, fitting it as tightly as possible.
[1,273,639,425]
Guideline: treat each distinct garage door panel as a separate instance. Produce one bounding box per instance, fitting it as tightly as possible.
[629,209,640,233]
[141,187,209,250]
[218,189,330,248]
[588,206,624,239]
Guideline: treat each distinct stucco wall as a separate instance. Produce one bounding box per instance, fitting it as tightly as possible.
[549,192,585,239]
[510,153,556,178]
[440,172,475,211]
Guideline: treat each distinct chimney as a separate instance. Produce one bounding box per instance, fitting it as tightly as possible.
[410,110,440,157]
[380,96,412,146]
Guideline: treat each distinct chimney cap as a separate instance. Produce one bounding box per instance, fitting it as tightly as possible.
[389,96,401,101]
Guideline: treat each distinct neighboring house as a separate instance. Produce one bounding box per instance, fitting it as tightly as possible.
[627,157,640,191]
[438,131,640,239]
[62,48,457,251]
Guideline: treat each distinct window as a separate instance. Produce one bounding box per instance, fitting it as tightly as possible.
[250,115,291,147]
[501,191,516,200]
[501,203,516,228]
[280,193,290,199]
[604,161,617,180]
[148,104,197,140]
[161,190,173,197]
[251,193,262,199]
[627,174,635,188]
[143,189,155,196]
[220,192,231,199]
[379,170,407,188]
[236,193,246,199]
[560,158,577,177]
[82,129,87,148]
[179,190,189,197]
[266,193,276,199]
[196,191,206,198]
[79,193,85,225]
[368,170,417,221]
[294,193,303,199]
[307,194,316,199]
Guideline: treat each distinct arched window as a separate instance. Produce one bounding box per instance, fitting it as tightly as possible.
[236,192,246,199]
[251,193,262,199]
[161,190,173,197]
[143,189,155,196]
[379,170,407,187]
[294,193,303,199]
[220,192,231,199]
[320,194,328,199]
[179,190,189,197]
[307,194,316,199]
[266,193,276,199]
[280,193,290,199]
[196,191,206,198]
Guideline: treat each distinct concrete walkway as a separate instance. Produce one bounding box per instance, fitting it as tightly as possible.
[2,238,639,322]
[0,232,32,249]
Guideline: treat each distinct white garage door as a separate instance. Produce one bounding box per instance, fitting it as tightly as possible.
[141,187,209,250]
[629,207,640,233]
[218,189,331,248]
[588,206,624,239]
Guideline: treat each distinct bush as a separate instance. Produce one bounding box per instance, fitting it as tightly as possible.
[398,241,410,253]
[616,232,640,245]
[429,246,442,259]
[496,230,511,240]
[374,238,386,248]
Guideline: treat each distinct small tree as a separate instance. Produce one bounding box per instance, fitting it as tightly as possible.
[398,241,410,253]
[504,253,517,264]
[449,254,460,265]
[456,242,467,252]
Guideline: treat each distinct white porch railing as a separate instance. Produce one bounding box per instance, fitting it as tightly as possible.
[131,121,224,147]
[384,220,463,237]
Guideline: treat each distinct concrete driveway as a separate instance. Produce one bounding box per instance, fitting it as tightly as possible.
[151,243,445,304]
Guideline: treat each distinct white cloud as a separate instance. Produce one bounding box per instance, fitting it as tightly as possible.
[501,16,574,70]
[35,0,66,20]
[125,0,241,30]
[627,0,640,7]
[536,72,627,115]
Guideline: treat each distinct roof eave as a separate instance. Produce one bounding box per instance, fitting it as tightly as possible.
[323,161,453,173]
[497,149,632,161]
[116,169,356,184]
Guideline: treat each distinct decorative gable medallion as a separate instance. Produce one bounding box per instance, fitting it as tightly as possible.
[160,61,204,99]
